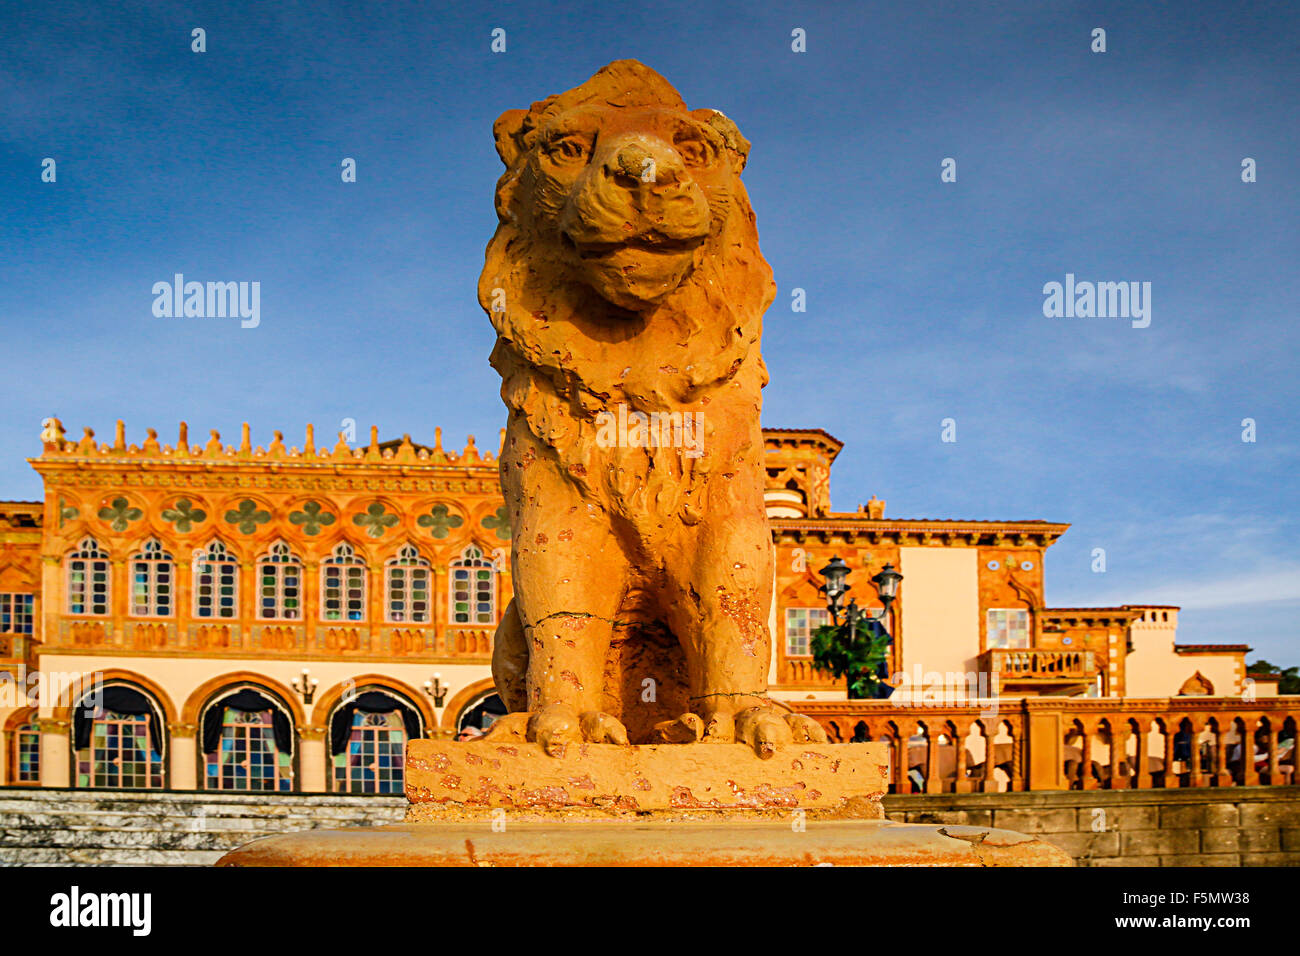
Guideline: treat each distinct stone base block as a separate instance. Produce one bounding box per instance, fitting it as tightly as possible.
[216,819,1073,867]
[403,740,889,815]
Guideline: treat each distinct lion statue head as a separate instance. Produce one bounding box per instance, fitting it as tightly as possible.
[478,60,775,423]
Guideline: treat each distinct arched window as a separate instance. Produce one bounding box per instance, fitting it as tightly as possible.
[456,691,507,740]
[450,545,496,625]
[73,684,166,789]
[385,544,430,623]
[201,687,295,791]
[322,542,366,622]
[194,540,238,619]
[257,541,302,620]
[130,538,174,617]
[67,537,110,616]
[328,689,422,794]
[12,722,39,783]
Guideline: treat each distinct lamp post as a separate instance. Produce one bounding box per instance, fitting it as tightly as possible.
[816,558,902,698]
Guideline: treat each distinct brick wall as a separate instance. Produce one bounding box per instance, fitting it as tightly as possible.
[884,787,1300,866]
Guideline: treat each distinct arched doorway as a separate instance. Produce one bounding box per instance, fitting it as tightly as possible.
[73,682,167,789]
[327,687,423,794]
[199,684,297,792]
[456,692,507,740]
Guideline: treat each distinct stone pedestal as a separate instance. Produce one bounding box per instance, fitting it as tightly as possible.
[216,741,1071,867]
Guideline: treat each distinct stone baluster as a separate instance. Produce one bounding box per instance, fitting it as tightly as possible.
[981,723,998,793]
[1265,722,1280,784]
[953,721,972,793]
[1212,719,1229,786]
[1108,721,1125,790]
[1080,725,1099,790]
[1187,720,1207,788]
[1133,720,1151,789]
[1008,722,1024,792]
[1240,719,1260,787]
[1170,723,1180,790]
[924,725,942,794]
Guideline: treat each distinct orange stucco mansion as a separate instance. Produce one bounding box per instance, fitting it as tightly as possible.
[0,417,1258,794]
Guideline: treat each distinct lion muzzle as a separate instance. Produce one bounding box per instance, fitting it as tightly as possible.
[558,133,712,311]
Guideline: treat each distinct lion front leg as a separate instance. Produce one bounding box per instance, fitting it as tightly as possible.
[485,455,634,756]
[658,506,828,758]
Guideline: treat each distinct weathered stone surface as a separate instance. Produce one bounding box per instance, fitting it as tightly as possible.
[0,788,405,866]
[217,819,1073,868]
[476,59,826,757]
[1239,800,1300,827]
[1077,803,1157,831]
[985,807,1078,833]
[404,740,887,814]
[1160,853,1241,867]
[1160,802,1240,829]
[1120,828,1200,856]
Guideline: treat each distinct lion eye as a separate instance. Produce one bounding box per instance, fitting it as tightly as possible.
[549,135,591,164]
[675,136,715,168]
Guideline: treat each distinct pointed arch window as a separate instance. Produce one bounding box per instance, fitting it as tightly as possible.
[258,541,302,620]
[130,538,174,617]
[385,544,430,623]
[67,537,110,616]
[450,545,496,625]
[194,540,239,619]
[322,542,367,622]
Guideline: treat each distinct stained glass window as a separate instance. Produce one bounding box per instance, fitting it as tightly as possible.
[322,542,366,622]
[385,544,430,623]
[67,537,110,616]
[0,593,34,634]
[785,607,830,657]
[332,710,406,794]
[257,541,302,620]
[194,540,238,619]
[450,545,496,625]
[987,608,1031,649]
[76,712,163,789]
[15,723,39,782]
[130,538,174,617]
[205,707,293,791]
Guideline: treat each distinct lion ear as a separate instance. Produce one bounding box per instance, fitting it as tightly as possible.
[493,109,531,167]
[696,109,751,173]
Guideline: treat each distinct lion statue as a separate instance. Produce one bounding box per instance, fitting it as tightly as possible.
[477,60,827,758]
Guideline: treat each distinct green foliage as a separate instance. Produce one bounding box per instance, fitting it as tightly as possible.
[1247,659,1300,695]
[811,616,892,699]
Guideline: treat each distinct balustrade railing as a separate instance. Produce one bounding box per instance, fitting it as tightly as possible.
[793,697,1299,794]
[977,648,1091,681]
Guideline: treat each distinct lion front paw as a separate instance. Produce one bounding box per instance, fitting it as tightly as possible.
[480,703,628,756]
[734,707,828,759]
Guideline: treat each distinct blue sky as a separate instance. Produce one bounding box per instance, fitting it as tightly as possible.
[1,0,1296,662]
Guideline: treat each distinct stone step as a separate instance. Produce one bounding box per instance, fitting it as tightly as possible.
[0,792,406,812]
[0,846,227,866]
[0,788,407,866]
[0,808,406,831]
[0,826,260,851]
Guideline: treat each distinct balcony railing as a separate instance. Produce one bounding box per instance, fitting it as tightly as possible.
[978,647,1092,683]
[792,697,1300,794]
